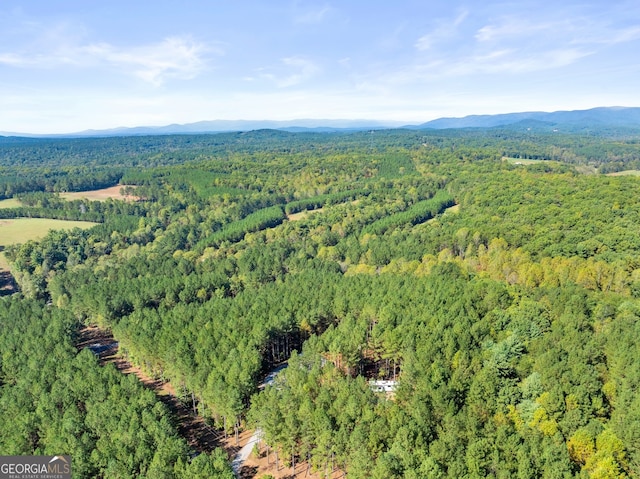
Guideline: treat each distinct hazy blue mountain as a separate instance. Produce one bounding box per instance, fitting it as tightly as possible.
[2,107,640,138]
[0,119,397,138]
[410,107,640,130]
[61,119,399,137]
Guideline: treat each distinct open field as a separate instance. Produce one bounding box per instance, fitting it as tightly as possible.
[0,218,97,294]
[0,253,10,272]
[287,206,326,222]
[502,156,551,165]
[287,199,361,222]
[426,203,459,224]
[0,198,22,208]
[0,186,138,207]
[605,170,640,176]
[574,165,598,175]
[59,185,138,201]
[504,157,597,175]
[444,204,459,214]
[0,218,97,247]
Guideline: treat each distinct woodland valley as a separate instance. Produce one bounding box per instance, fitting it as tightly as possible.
[2,125,640,478]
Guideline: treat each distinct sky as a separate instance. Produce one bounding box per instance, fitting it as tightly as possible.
[1,0,639,133]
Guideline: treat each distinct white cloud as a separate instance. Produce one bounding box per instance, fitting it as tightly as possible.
[338,57,351,68]
[405,6,640,82]
[81,36,211,85]
[610,25,640,44]
[381,46,592,86]
[475,9,640,49]
[475,16,555,43]
[260,56,320,87]
[2,1,640,134]
[0,51,78,68]
[0,32,214,85]
[573,24,640,46]
[293,4,332,24]
[469,47,591,74]
[415,9,468,51]
[0,52,33,66]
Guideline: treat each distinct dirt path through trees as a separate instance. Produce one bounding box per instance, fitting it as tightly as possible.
[77,325,344,478]
[76,325,222,453]
[0,270,18,296]
[0,253,18,296]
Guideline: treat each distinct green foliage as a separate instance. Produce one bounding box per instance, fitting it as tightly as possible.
[285,188,370,214]
[174,450,235,479]
[196,205,286,250]
[0,297,233,478]
[363,190,455,235]
[374,151,418,178]
[0,166,123,199]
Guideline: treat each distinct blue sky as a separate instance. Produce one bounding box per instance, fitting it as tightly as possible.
[1,0,639,133]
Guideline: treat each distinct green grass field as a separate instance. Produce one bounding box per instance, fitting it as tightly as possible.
[0,253,10,271]
[0,198,22,209]
[0,218,97,248]
[444,204,459,214]
[502,157,550,165]
[605,170,640,176]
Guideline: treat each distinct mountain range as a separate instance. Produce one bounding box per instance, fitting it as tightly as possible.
[413,106,640,130]
[2,107,640,138]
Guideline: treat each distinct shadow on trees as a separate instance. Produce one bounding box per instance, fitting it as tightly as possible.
[0,270,18,297]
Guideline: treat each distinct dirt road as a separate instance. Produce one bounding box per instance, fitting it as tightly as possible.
[76,325,221,453]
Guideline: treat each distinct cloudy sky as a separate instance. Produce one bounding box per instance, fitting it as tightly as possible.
[1,0,639,133]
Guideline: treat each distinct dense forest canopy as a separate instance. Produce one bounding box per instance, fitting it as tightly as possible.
[1,127,640,198]
[2,127,640,478]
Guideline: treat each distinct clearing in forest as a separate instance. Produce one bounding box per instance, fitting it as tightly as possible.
[287,206,326,222]
[0,253,16,296]
[59,185,139,201]
[0,217,97,247]
[605,170,640,176]
[425,203,459,224]
[287,199,361,222]
[502,156,551,165]
[0,218,95,294]
[0,197,22,208]
[0,254,10,271]
[0,218,97,294]
[443,204,459,214]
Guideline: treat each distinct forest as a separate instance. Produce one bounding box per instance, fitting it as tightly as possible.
[2,126,640,478]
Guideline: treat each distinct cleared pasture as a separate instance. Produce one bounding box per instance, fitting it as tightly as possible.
[59,185,138,201]
[287,207,326,222]
[0,218,97,247]
[502,157,550,165]
[0,217,96,294]
[0,198,22,208]
[605,170,640,176]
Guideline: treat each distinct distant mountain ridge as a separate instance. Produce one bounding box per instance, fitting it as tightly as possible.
[1,107,639,138]
[0,119,399,138]
[411,106,640,130]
